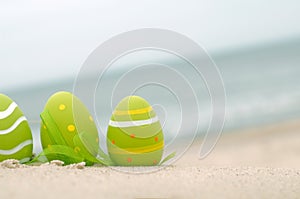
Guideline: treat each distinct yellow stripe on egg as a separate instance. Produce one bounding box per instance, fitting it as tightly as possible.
[109,140,163,154]
[113,106,153,116]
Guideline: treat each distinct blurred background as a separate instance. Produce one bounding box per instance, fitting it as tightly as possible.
[1,0,300,154]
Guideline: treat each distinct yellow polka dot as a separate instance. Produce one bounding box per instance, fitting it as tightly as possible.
[43,125,47,130]
[89,116,94,122]
[67,124,75,132]
[59,104,66,111]
[96,138,99,143]
[47,144,52,148]
[74,147,81,153]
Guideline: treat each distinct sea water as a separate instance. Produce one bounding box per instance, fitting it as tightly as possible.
[2,39,300,154]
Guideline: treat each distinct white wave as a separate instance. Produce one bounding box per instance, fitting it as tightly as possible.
[0,116,27,135]
[109,116,159,128]
[0,139,33,155]
[0,102,18,120]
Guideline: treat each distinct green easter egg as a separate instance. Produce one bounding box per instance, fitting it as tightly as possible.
[40,91,99,164]
[107,96,164,166]
[0,94,33,163]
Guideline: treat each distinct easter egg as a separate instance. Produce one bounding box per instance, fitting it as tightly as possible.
[0,94,33,163]
[107,96,164,166]
[40,91,99,164]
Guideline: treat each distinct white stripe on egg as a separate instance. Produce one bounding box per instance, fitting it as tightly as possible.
[0,139,33,155]
[109,116,159,128]
[0,102,18,120]
[0,116,27,135]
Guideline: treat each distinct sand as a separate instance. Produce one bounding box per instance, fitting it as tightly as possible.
[1,119,300,199]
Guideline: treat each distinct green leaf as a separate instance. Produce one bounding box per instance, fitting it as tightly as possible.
[159,152,176,166]
[28,145,84,165]
[73,132,114,166]
[40,110,67,145]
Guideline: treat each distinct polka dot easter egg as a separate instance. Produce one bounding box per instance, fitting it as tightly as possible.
[107,96,164,166]
[39,91,101,165]
[0,94,33,163]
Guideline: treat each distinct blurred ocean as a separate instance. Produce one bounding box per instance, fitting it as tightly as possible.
[2,38,300,153]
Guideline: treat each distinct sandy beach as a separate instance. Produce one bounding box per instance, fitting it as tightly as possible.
[1,119,300,199]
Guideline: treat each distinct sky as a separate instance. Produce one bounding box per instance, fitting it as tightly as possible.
[1,0,300,91]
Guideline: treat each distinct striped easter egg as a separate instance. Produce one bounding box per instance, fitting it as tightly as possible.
[107,96,164,166]
[0,94,33,163]
[40,91,100,164]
